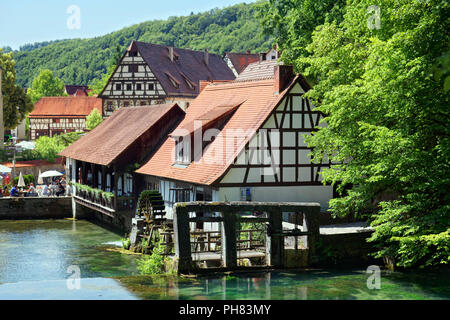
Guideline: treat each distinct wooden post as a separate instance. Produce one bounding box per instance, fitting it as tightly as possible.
[173,207,192,273]
[266,208,283,267]
[303,206,320,265]
[101,166,106,191]
[113,166,118,211]
[221,211,237,268]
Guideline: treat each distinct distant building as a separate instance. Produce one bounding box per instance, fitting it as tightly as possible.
[223,52,260,77]
[259,46,280,62]
[28,96,102,140]
[98,41,236,117]
[65,85,91,96]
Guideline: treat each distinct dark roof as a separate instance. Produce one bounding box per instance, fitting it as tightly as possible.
[65,85,89,96]
[225,52,260,74]
[59,104,185,166]
[133,41,236,97]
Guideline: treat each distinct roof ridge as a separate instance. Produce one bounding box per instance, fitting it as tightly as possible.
[135,41,222,57]
[204,78,274,90]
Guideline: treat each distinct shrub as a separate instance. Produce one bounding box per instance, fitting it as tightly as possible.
[136,239,167,275]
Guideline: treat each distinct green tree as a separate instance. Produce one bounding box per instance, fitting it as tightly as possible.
[12,2,274,88]
[34,136,65,163]
[88,64,115,96]
[86,108,103,130]
[34,131,83,162]
[258,0,346,75]
[27,69,66,104]
[89,45,122,96]
[277,0,449,268]
[0,49,34,129]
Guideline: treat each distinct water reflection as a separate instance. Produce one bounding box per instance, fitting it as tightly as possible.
[118,269,450,300]
[0,219,448,300]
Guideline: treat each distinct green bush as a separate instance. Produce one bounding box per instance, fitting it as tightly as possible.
[13,174,35,186]
[121,237,131,250]
[136,239,167,275]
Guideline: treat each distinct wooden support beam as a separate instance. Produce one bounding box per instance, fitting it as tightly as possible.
[173,209,193,273]
[221,212,237,268]
[303,206,321,265]
[266,208,283,267]
[113,165,118,211]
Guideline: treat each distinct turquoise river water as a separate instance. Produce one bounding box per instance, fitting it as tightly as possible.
[0,219,448,300]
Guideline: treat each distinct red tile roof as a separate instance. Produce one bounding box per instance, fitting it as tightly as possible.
[136,75,301,186]
[225,52,260,74]
[132,41,236,97]
[2,158,65,168]
[29,97,102,118]
[59,104,185,166]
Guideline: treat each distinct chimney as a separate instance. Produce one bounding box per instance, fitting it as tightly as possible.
[0,67,3,150]
[168,46,174,62]
[274,65,294,95]
[204,49,209,66]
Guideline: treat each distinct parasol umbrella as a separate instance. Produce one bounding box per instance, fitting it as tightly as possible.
[37,170,44,185]
[0,164,12,173]
[17,172,26,187]
[15,141,36,150]
[40,170,63,178]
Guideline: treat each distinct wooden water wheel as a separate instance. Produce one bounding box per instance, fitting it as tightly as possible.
[136,190,173,253]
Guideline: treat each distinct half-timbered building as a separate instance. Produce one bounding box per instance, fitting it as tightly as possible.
[99,41,236,117]
[28,96,102,140]
[136,64,332,218]
[59,104,185,228]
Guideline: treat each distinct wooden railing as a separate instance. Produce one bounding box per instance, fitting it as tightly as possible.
[74,185,115,210]
[73,184,136,212]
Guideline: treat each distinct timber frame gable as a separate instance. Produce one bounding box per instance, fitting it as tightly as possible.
[99,42,167,117]
[217,78,329,188]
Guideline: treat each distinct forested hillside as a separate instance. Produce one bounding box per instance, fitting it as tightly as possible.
[12,1,272,88]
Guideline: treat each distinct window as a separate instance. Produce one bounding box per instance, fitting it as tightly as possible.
[148,83,154,91]
[36,130,49,139]
[175,136,191,164]
[129,51,138,57]
[53,119,60,124]
[106,101,114,111]
[165,72,180,88]
[128,65,138,73]
[126,84,132,91]
[116,84,122,91]
[124,101,130,107]
[136,83,142,91]
[68,119,73,124]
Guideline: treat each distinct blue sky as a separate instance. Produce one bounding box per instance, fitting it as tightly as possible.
[0,0,256,50]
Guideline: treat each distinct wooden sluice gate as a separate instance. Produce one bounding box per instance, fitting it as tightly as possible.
[172,201,321,274]
[128,195,321,273]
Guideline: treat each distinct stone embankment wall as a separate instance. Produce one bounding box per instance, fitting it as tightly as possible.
[0,197,75,219]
